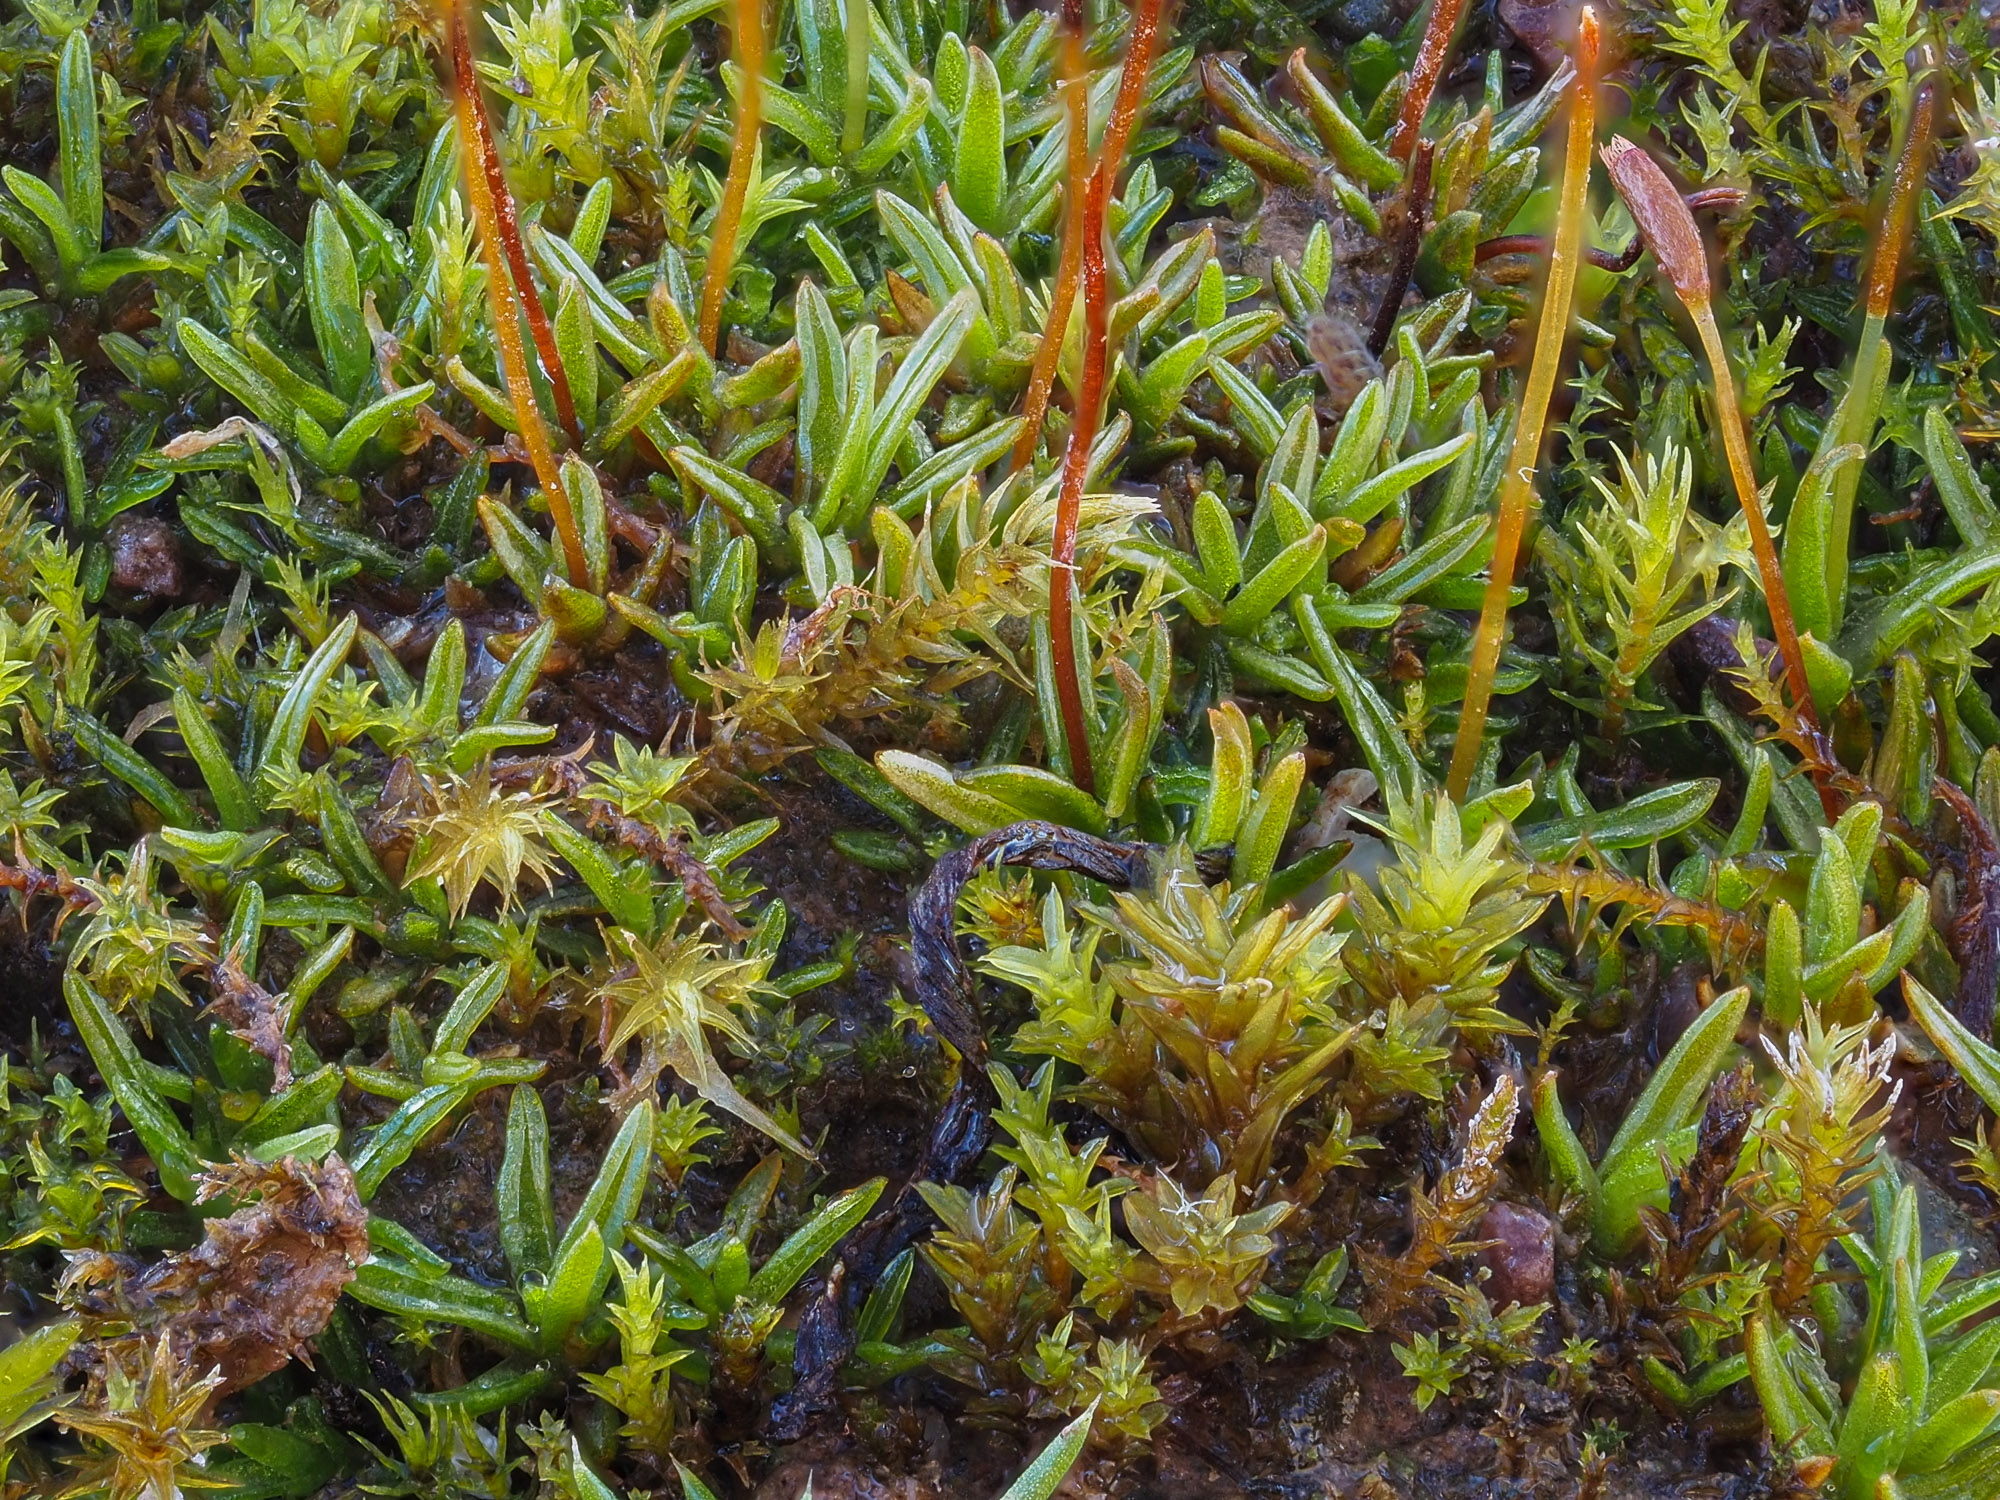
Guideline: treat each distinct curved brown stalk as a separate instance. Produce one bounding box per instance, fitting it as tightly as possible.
[1476,232,1643,272]
[444,0,586,587]
[1446,7,1598,802]
[1010,9,1089,474]
[1388,0,1470,163]
[1599,135,1822,769]
[1476,188,1749,270]
[1475,187,1748,272]
[447,0,580,446]
[769,821,1156,1440]
[698,0,765,357]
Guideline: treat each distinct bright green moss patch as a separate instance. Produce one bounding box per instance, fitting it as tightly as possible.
[4,0,2000,1495]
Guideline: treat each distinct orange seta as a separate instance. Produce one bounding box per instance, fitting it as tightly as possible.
[1389,0,1471,163]
[699,0,766,357]
[444,0,586,587]
[1010,10,1091,476]
[1041,0,1168,791]
[1600,134,1820,745]
[447,0,580,446]
[1447,6,1599,801]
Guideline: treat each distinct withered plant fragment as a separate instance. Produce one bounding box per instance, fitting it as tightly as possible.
[911,822,1157,1074]
[0,845,96,932]
[204,955,291,1091]
[1362,1073,1519,1323]
[589,809,750,940]
[60,1154,369,1395]
[1640,1064,1754,1309]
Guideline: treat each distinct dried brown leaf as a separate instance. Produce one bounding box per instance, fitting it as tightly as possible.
[62,1154,368,1394]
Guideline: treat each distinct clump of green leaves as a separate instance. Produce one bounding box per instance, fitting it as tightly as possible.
[1745,1009,1900,1315]
[1340,791,1546,1121]
[1538,441,1745,739]
[990,851,1355,1191]
[1748,1175,2000,1499]
[53,1333,228,1500]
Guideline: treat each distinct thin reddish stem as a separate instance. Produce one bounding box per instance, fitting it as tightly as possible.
[1011,19,1090,474]
[1014,0,1165,476]
[1600,133,1822,759]
[1865,75,1935,321]
[1808,79,1935,651]
[1693,310,1824,747]
[700,0,765,358]
[1099,0,1164,175]
[1473,189,1750,272]
[1447,6,1597,802]
[1475,232,1636,269]
[445,0,586,588]
[1043,0,1167,792]
[1389,0,1470,163]
[1368,140,1431,356]
[449,1,580,446]
[1049,162,1109,797]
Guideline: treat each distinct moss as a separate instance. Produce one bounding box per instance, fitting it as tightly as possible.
[2,0,2000,1495]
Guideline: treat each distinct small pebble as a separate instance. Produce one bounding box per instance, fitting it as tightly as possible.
[107,514,183,598]
[1478,1201,1555,1309]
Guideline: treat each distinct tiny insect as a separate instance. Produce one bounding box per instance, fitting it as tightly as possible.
[1305,310,1382,414]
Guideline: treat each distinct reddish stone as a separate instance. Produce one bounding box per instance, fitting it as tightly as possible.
[1478,1201,1555,1309]
[107,514,183,598]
